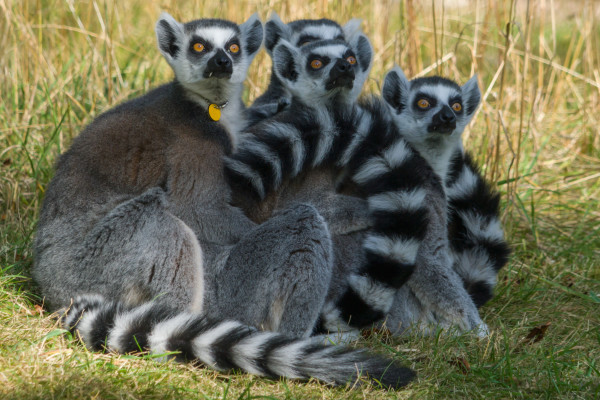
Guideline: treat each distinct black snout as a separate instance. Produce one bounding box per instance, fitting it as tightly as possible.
[325,59,355,90]
[428,105,457,134]
[204,49,233,79]
[335,59,352,72]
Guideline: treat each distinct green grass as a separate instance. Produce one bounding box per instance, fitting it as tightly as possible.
[1,0,599,398]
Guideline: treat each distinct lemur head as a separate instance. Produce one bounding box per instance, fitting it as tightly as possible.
[264,14,372,98]
[155,12,263,104]
[382,66,481,148]
[271,36,373,107]
[264,13,363,54]
[381,66,481,178]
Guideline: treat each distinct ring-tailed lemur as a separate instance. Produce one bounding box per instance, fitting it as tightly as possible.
[381,67,511,310]
[244,13,364,127]
[62,294,414,387]
[32,13,415,386]
[224,38,453,334]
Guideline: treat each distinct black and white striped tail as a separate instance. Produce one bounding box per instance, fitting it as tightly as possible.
[327,99,440,329]
[224,103,355,202]
[61,295,415,388]
[446,150,511,307]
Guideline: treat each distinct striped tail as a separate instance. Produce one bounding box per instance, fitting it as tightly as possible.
[446,150,511,307]
[326,99,441,330]
[61,295,415,388]
[224,104,357,203]
[224,99,443,330]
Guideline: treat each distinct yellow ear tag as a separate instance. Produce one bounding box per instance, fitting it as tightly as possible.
[208,104,221,121]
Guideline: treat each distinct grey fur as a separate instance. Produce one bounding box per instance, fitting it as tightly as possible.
[382,66,509,335]
[33,13,333,340]
[226,37,475,337]
[32,13,417,386]
[228,37,374,335]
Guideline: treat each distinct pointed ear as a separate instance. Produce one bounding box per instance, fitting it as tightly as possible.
[342,18,363,41]
[155,12,184,63]
[462,75,481,116]
[272,40,299,84]
[382,66,410,113]
[240,13,263,60]
[264,12,290,55]
[350,33,373,73]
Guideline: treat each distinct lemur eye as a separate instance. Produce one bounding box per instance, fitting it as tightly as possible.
[346,56,357,65]
[417,99,430,109]
[193,43,205,53]
[229,43,240,53]
[310,59,323,69]
[452,102,462,112]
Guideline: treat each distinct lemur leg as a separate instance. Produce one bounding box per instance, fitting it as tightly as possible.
[399,188,487,336]
[208,203,334,337]
[73,187,204,311]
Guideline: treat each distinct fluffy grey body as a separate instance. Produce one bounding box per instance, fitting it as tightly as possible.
[62,294,415,388]
[234,16,376,336]
[225,35,459,335]
[381,67,510,334]
[34,13,337,337]
[33,13,416,387]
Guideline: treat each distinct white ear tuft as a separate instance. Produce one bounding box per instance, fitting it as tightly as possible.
[155,12,184,63]
[272,40,300,85]
[350,34,373,74]
[240,13,264,60]
[382,66,410,113]
[265,12,290,54]
[342,18,363,41]
[461,74,481,116]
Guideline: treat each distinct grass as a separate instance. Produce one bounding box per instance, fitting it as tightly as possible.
[1,0,599,398]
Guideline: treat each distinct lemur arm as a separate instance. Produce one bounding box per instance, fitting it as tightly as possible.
[445,150,511,307]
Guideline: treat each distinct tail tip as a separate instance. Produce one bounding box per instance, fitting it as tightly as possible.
[368,362,416,389]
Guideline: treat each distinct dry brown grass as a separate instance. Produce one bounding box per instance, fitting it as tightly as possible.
[1,0,599,398]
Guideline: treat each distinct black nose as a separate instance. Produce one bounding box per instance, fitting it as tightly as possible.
[326,59,355,90]
[335,59,351,72]
[204,49,233,78]
[429,105,457,134]
[439,107,456,123]
[215,55,231,67]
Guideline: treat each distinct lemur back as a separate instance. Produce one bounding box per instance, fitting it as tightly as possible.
[33,13,415,386]
[381,67,511,309]
[225,37,451,333]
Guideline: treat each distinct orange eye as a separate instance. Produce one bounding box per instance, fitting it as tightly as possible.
[229,43,240,53]
[347,56,357,65]
[417,99,430,109]
[193,43,205,52]
[452,102,462,112]
[310,59,323,69]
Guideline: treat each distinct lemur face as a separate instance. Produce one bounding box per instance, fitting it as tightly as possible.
[382,66,481,146]
[265,14,372,102]
[273,37,372,106]
[155,13,263,100]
